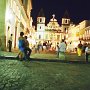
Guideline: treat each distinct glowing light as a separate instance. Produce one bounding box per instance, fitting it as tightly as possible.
[5,8,13,22]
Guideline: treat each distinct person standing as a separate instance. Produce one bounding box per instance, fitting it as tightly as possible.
[85,44,90,63]
[77,41,82,56]
[59,39,66,60]
[8,34,13,52]
[56,42,59,58]
[67,42,73,53]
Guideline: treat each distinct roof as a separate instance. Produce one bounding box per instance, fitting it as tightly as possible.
[38,8,45,17]
[63,10,70,19]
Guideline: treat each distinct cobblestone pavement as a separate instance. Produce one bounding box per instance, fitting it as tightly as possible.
[0,59,90,90]
[0,51,90,90]
[0,60,31,90]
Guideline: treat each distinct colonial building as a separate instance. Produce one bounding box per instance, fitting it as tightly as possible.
[68,20,90,48]
[36,9,70,47]
[0,0,33,50]
[36,9,90,49]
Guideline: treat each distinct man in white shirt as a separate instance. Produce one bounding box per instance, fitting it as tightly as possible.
[59,39,66,53]
[67,42,73,53]
[59,39,67,60]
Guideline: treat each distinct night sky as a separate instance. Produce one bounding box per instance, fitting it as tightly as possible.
[31,0,90,25]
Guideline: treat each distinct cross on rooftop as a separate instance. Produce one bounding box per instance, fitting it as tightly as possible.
[52,14,55,19]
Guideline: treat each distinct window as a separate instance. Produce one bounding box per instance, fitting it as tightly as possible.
[40,26,41,29]
[65,28,66,32]
[45,34,48,39]
[65,20,67,23]
[40,18,42,22]
[64,36,66,40]
[57,35,60,40]
[39,35,41,39]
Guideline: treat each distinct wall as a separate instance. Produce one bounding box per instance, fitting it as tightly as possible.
[0,0,6,50]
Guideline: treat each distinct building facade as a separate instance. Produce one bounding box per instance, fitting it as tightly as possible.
[68,20,90,48]
[36,9,70,47]
[36,9,90,49]
[0,0,33,50]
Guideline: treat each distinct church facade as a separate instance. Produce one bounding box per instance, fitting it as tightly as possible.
[36,9,90,49]
[36,9,70,47]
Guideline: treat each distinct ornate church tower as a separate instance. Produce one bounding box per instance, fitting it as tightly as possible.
[61,10,70,33]
[37,8,45,40]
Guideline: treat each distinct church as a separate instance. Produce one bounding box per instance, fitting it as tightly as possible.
[0,0,90,51]
[36,9,70,48]
[36,8,90,49]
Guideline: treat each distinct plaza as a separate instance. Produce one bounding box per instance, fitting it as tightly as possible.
[0,0,90,89]
[0,51,90,90]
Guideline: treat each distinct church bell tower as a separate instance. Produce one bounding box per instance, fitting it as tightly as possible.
[37,8,45,40]
[61,10,70,33]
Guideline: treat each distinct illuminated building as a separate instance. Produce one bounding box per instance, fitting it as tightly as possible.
[0,1,90,51]
[0,0,33,50]
[68,20,90,48]
[36,9,90,48]
[36,9,70,47]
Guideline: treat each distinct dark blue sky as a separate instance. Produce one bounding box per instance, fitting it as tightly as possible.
[31,0,90,25]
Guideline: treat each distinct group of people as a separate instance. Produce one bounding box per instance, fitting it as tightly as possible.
[1,32,90,62]
[6,32,32,60]
[56,40,90,63]
[77,41,90,63]
[17,32,32,60]
[34,41,52,53]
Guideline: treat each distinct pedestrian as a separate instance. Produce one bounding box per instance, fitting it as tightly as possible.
[17,32,25,60]
[82,43,87,53]
[59,39,66,60]
[43,41,47,52]
[85,44,90,63]
[67,42,73,53]
[34,42,38,53]
[24,36,32,59]
[77,41,82,56]
[8,34,13,52]
[56,42,59,58]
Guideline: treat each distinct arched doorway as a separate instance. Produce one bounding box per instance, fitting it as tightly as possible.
[14,21,20,50]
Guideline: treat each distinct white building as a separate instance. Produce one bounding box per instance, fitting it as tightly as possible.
[36,9,90,49]
[36,9,70,47]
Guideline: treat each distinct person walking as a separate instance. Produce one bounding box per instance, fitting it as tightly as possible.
[77,41,82,56]
[8,34,13,52]
[59,39,66,60]
[18,32,25,60]
[24,36,32,59]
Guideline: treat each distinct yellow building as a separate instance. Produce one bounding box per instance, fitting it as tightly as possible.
[67,20,90,48]
[79,20,90,44]
[5,0,32,50]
